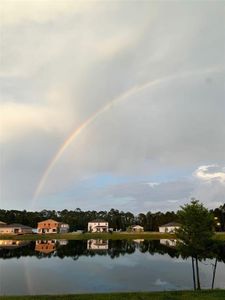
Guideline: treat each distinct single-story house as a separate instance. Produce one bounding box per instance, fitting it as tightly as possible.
[37,219,69,234]
[0,223,33,235]
[159,222,181,233]
[131,225,144,232]
[88,220,108,232]
[87,239,108,250]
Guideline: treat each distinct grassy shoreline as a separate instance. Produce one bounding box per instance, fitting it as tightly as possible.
[0,232,224,241]
[1,290,225,300]
[0,232,176,240]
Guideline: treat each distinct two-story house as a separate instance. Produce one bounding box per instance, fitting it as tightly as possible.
[88,219,108,232]
[37,219,69,234]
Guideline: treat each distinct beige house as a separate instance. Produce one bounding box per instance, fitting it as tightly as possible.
[131,225,144,232]
[37,219,69,234]
[0,223,33,235]
[88,220,108,232]
[159,222,181,233]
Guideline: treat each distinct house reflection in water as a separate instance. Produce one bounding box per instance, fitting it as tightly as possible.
[133,239,144,244]
[58,239,68,246]
[35,240,57,254]
[0,240,30,249]
[87,239,108,250]
[160,239,177,247]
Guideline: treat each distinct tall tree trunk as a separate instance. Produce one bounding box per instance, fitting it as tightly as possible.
[192,256,196,290]
[211,258,218,290]
[195,256,201,290]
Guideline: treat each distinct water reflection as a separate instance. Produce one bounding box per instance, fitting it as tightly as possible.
[160,239,177,247]
[87,239,108,250]
[0,239,224,262]
[0,239,224,294]
[0,240,30,249]
[35,240,57,254]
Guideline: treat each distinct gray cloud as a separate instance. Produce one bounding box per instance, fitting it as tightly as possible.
[1,1,225,210]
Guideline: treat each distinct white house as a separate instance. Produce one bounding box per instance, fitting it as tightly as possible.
[88,220,108,232]
[159,222,180,233]
[131,225,144,232]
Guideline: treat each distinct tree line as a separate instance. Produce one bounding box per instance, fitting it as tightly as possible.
[0,202,224,231]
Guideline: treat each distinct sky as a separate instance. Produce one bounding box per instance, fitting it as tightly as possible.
[0,0,225,213]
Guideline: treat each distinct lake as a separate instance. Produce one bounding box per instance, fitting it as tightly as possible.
[0,239,224,295]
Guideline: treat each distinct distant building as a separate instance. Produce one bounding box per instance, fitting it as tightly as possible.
[88,220,108,232]
[131,225,144,232]
[0,221,6,225]
[37,219,69,234]
[87,239,108,250]
[159,222,181,233]
[0,223,33,235]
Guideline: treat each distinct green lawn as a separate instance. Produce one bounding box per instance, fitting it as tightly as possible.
[213,233,225,240]
[0,232,224,241]
[1,290,225,300]
[0,232,175,240]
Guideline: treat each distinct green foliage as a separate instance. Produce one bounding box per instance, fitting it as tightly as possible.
[0,201,223,233]
[176,199,214,256]
[0,208,179,231]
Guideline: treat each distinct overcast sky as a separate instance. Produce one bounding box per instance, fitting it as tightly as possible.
[1,0,225,213]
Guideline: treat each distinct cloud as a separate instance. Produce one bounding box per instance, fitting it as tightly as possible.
[1,1,225,210]
[0,0,94,25]
[155,279,168,286]
[194,165,225,183]
[146,182,160,188]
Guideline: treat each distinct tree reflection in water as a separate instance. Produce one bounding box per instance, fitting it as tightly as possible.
[0,238,224,289]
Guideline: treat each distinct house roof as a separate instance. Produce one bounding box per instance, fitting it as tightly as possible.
[0,223,32,229]
[131,225,143,228]
[89,219,108,223]
[38,219,59,224]
[159,222,181,227]
[0,221,6,225]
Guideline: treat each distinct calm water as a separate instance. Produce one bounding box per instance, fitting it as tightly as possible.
[0,239,225,295]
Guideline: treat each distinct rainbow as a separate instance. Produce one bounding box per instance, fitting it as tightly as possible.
[33,66,223,204]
